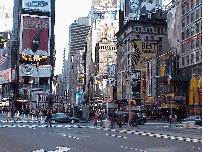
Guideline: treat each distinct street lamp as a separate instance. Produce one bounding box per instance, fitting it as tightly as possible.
[36,62,39,109]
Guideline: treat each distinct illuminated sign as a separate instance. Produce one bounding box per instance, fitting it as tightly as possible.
[22,0,51,12]
[22,54,47,62]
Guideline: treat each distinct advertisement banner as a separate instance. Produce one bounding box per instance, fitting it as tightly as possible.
[0,68,11,84]
[131,70,141,99]
[167,4,181,48]
[129,40,157,69]
[22,0,51,12]
[19,64,52,77]
[20,14,51,56]
[0,48,9,71]
[93,0,117,9]
[125,0,156,20]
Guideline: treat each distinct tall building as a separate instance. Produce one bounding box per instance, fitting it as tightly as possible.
[11,0,55,110]
[116,10,167,111]
[179,0,202,116]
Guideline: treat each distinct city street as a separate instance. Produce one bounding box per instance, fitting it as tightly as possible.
[0,114,201,152]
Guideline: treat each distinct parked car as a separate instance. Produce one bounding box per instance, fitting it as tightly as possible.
[115,111,146,125]
[52,113,79,124]
[181,116,202,125]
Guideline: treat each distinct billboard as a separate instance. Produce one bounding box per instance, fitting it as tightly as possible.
[22,0,51,12]
[125,0,156,20]
[20,14,51,56]
[131,70,141,99]
[0,68,15,84]
[129,40,157,69]
[0,48,9,71]
[167,4,181,48]
[19,64,52,77]
[93,0,117,9]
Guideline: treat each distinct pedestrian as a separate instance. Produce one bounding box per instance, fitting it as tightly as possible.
[110,114,116,129]
[117,111,123,128]
[46,110,52,127]
[86,111,89,122]
[100,112,104,127]
[16,110,21,121]
[7,111,11,122]
[129,112,134,127]
[94,113,98,127]
[10,108,15,122]
[133,112,140,129]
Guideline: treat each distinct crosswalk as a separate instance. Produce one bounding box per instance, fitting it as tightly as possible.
[33,146,70,152]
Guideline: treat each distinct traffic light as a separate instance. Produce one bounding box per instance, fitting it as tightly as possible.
[78,76,83,83]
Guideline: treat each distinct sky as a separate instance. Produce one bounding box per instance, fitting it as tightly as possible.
[54,0,92,75]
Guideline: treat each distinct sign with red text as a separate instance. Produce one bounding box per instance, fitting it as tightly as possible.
[20,14,51,56]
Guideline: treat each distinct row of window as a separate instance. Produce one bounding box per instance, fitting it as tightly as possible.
[182,37,202,53]
[182,0,201,15]
[181,51,201,66]
[100,57,114,61]
[181,23,201,40]
[182,9,202,27]
[131,26,167,34]
[99,46,116,50]
[100,51,116,56]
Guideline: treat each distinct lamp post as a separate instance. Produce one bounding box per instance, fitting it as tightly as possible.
[36,62,39,109]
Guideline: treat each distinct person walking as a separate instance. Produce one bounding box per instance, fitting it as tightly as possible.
[94,113,98,127]
[10,108,15,122]
[46,110,52,127]
[117,111,123,128]
[16,110,21,121]
[7,111,11,122]
[129,112,134,127]
[133,112,140,129]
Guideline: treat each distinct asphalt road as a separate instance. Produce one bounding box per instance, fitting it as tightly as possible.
[0,114,202,152]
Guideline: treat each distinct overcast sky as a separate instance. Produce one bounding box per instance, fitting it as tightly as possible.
[54,0,92,75]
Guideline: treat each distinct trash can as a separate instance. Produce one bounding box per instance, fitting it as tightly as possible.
[182,122,188,128]
[103,120,111,128]
[187,121,195,129]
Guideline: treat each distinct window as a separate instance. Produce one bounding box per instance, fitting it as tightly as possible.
[182,44,185,53]
[158,28,160,33]
[100,57,103,60]
[187,16,189,24]
[191,39,194,49]
[147,28,149,32]
[186,29,189,38]
[191,0,194,9]
[187,55,189,65]
[151,36,154,40]
[136,27,138,31]
[159,37,162,41]
[187,3,189,12]
[100,63,103,66]
[105,57,108,61]
[191,29,194,37]
[196,52,199,62]
[109,52,112,56]
[196,38,199,47]
[143,27,145,31]
[191,54,194,63]
[100,51,103,55]
[182,18,185,28]
[182,57,185,66]
[109,58,112,61]
[132,26,134,30]
[145,36,148,41]
[150,28,152,33]
[186,43,190,51]
[139,27,141,32]
[196,0,199,6]
[182,31,185,40]
[105,52,108,55]
[182,4,185,15]
[104,63,107,66]
[196,9,199,19]
[196,23,199,33]
[191,13,194,22]
[136,35,140,38]
[161,28,163,33]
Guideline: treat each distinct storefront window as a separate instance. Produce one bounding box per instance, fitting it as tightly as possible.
[196,52,199,62]
[187,55,189,65]
[191,54,194,63]
[182,57,185,66]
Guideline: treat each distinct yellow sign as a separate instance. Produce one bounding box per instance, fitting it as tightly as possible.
[129,41,157,69]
